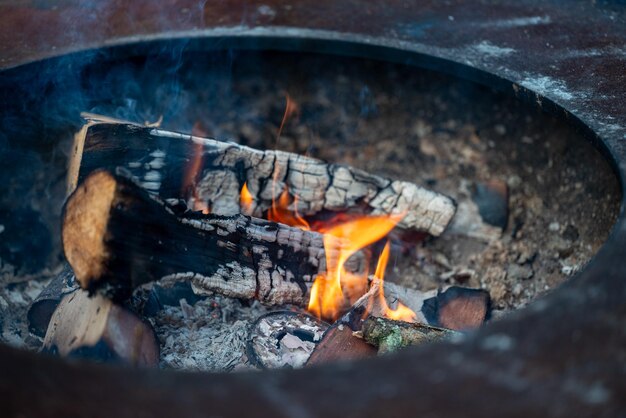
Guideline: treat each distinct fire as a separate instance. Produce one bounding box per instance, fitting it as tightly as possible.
[307,215,403,321]
[374,240,391,281]
[276,93,299,147]
[185,99,416,324]
[268,188,310,230]
[240,182,254,215]
[374,241,418,322]
[182,138,210,214]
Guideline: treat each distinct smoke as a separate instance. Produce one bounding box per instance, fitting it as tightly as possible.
[0,37,237,272]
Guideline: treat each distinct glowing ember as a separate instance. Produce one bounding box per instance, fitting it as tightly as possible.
[308,215,403,321]
[240,182,254,215]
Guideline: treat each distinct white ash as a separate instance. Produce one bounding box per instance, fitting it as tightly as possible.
[248,313,326,369]
[151,295,273,372]
[0,263,57,350]
[279,334,316,368]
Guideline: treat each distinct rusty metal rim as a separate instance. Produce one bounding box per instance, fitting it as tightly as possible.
[1,30,625,417]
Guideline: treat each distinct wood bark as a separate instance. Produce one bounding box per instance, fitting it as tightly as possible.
[361,316,457,355]
[42,290,159,367]
[306,278,491,364]
[69,114,456,236]
[63,170,364,305]
[27,265,79,337]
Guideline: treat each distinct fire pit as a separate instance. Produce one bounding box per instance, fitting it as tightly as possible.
[1,1,626,416]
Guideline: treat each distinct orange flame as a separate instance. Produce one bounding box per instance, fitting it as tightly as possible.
[182,125,210,214]
[374,241,418,322]
[276,93,299,147]
[308,215,403,321]
[240,182,254,215]
[268,189,311,230]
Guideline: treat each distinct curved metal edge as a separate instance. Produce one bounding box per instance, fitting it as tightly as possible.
[5,27,624,183]
[3,27,624,286]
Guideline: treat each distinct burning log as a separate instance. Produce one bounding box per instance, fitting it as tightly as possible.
[62,170,364,305]
[361,316,457,355]
[27,265,79,337]
[42,290,159,366]
[307,279,491,364]
[68,114,456,236]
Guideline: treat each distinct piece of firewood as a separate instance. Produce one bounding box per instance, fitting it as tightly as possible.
[421,286,491,331]
[42,290,159,366]
[62,170,364,305]
[305,324,377,365]
[361,316,458,355]
[381,280,491,331]
[68,114,456,236]
[306,278,490,364]
[27,265,79,337]
[306,282,383,366]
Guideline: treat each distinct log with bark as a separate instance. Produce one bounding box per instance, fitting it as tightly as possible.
[68,114,456,236]
[307,278,491,364]
[42,290,159,366]
[62,170,365,305]
[361,316,458,355]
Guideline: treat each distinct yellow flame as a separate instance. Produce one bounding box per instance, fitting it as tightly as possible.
[240,182,254,215]
[268,189,311,230]
[307,215,403,321]
[275,92,299,147]
[182,140,210,214]
[374,240,417,322]
[374,240,391,281]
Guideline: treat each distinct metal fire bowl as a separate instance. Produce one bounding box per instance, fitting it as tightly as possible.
[1,1,625,416]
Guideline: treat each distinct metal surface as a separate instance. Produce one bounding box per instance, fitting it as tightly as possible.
[1,1,625,416]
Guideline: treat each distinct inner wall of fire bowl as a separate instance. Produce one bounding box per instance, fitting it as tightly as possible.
[0,46,620,370]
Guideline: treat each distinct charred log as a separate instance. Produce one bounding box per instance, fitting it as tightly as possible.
[62,170,363,305]
[42,290,158,366]
[69,114,455,236]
